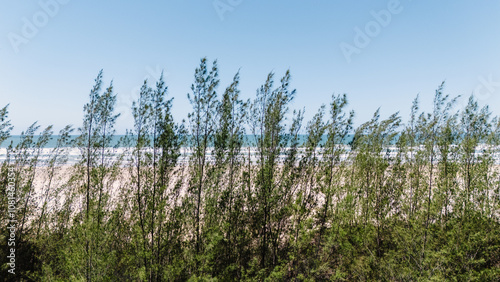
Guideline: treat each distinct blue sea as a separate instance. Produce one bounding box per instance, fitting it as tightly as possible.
[0,135,355,148]
[2,135,497,166]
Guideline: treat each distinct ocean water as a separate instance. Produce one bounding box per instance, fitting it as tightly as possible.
[1,135,499,165]
[0,134,352,165]
[0,135,355,148]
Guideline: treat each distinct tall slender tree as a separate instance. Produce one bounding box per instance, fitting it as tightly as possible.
[75,70,120,281]
[248,70,295,273]
[187,58,219,267]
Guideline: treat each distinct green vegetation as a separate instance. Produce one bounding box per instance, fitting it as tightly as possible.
[1,59,499,281]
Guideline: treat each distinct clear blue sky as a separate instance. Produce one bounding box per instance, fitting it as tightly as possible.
[1,0,500,134]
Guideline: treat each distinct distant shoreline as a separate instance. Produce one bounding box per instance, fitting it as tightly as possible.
[0,134,356,148]
[2,144,499,166]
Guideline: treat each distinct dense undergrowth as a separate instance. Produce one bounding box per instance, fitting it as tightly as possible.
[1,58,499,281]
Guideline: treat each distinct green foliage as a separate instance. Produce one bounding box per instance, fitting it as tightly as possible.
[2,66,500,281]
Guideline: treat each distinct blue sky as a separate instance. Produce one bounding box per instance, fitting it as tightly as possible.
[1,0,499,134]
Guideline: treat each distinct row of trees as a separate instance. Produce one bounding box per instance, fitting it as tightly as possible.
[1,58,499,281]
